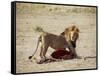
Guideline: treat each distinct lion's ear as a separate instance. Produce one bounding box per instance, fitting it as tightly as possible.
[60,32,65,36]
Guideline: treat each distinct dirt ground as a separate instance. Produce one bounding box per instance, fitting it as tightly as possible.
[16,3,97,73]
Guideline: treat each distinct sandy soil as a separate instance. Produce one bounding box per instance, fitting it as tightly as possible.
[16,3,97,73]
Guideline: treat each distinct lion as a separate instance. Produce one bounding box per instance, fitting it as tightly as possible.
[29,25,80,64]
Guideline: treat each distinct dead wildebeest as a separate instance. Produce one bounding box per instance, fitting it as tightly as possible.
[35,49,76,64]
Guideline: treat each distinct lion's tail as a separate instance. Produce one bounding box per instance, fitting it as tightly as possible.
[28,36,42,59]
[34,26,44,33]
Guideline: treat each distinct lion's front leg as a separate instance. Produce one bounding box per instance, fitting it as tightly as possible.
[67,41,78,58]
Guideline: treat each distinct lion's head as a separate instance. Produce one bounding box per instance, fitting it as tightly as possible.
[61,25,80,48]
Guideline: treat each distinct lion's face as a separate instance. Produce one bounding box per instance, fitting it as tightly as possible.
[61,26,79,42]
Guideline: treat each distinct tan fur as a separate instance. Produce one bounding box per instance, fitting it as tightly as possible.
[62,25,79,42]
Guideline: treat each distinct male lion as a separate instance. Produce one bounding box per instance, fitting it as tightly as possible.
[29,25,80,64]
